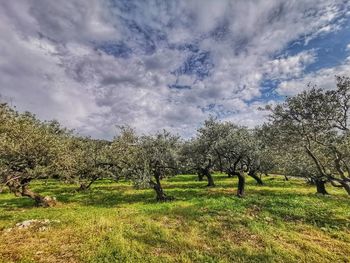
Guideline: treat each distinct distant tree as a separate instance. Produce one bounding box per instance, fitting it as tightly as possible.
[179,116,267,196]
[215,125,265,197]
[114,129,179,201]
[61,137,116,191]
[179,138,215,185]
[0,104,63,206]
[109,126,138,178]
[255,125,285,178]
[240,130,265,186]
[187,117,233,187]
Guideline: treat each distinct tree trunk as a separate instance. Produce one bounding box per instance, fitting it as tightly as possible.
[153,183,168,201]
[78,183,88,191]
[330,179,350,195]
[197,171,204,181]
[204,169,215,187]
[341,182,350,195]
[284,175,289,181]
[236,172,245,197]
[21,185,56,207]
[315,179,328,195]
[6,177,56,207]
[151,176,173,202]
[6,177,22,196]
[78,178,96,191]
[248,170,263,185]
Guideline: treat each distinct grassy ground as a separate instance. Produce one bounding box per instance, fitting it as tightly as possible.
[0,174,349,263]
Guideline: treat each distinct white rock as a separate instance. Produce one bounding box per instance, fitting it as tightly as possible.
[7,219,61,231]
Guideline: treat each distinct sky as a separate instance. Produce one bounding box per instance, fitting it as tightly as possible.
[0,0,350,139]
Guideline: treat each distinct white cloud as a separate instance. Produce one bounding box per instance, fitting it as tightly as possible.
[277,60,350,96]
[263,51,316,80]
[346,43,350,51]
[0,0,349,139]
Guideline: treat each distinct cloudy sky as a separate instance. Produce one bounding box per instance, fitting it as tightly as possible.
[1,1,350,139]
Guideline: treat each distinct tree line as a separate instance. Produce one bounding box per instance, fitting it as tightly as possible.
[1,76,349,207]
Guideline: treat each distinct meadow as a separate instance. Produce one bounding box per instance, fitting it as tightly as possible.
[0,174,349,263]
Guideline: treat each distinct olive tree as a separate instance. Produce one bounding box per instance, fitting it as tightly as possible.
[114,129,179,201]
[179,138,216,186]
[61,137,116,191]
[255,125,286,179]
[185,117,233,187]
[109,126,138,174]
[283,147,330,193]
[0,104,63,206]
[265,76,350,195]
[215,125,264,197]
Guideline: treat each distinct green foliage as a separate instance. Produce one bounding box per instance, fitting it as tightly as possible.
[265,76,350,194]
[59,137,115,189]
[0,104,65,205]
[110,129,180,200]
[0,104,61,178]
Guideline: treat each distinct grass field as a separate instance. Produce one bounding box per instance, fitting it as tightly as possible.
[0,174,349,263]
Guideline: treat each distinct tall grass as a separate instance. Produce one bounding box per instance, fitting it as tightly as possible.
[0,174,349,263]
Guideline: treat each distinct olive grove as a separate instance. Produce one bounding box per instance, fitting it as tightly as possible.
[0,76,349,206]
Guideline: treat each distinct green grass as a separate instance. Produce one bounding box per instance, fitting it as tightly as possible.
[0,174,349,263]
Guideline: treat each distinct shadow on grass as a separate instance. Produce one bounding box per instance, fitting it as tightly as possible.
[143,193,350,230]
[164,174,299,191]
[1,175,349,231]
[0,214,14,221]
[0,178,334,210]
[0,196,37,209]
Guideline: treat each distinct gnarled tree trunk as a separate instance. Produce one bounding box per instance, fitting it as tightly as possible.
[315,179,328,195]
[227,167,246,197]
[21,185,56,207]
[151,174,173,202]
[248,170,263,185]
[204,169,215,187]
[78,178,97,191]
[330,179,350,195]
[198,167,215,186]
[236,171,245,197]
[6,177,56,207]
